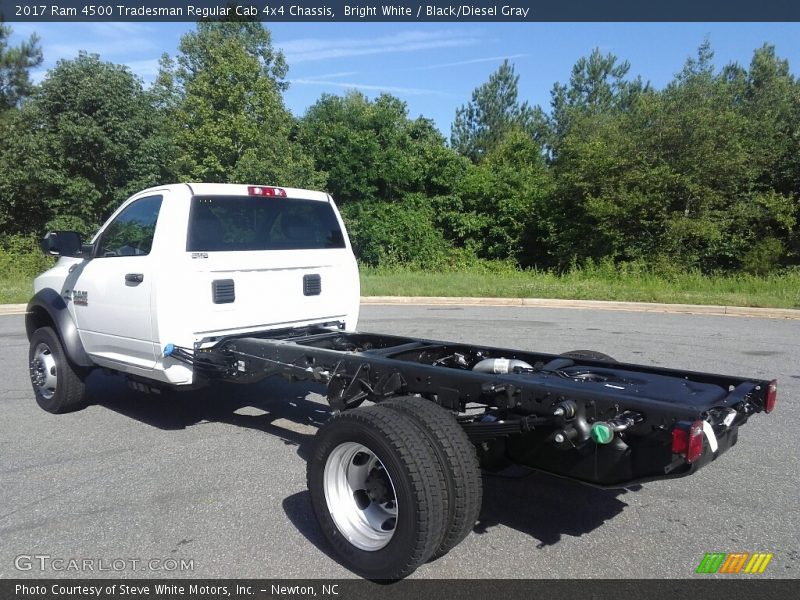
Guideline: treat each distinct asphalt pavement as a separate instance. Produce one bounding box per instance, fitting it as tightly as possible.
[1,305,798,579]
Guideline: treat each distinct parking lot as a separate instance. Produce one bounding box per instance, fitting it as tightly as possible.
[1,305,798,578]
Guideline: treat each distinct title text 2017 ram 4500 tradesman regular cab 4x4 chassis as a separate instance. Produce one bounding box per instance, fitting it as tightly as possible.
[26,183,777,580]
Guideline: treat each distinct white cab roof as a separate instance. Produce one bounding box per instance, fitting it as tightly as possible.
[137,183,331,202]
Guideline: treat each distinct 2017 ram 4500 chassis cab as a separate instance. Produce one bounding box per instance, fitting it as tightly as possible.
[27,183,777,580]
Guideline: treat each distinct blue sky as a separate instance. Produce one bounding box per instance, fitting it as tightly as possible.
[10,22,800,135]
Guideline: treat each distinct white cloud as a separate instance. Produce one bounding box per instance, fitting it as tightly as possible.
[86,22,154,38]
[124,59,162,80]
[14,22,160,64]
[277,30,482,63]
[45,37,158,60]
[29,59,161,85]
[29,69,47,85]
[6,23,41,38]
[307,71,359,80]
[417,53,529,70]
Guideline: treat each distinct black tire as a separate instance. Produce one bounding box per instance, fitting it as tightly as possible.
[560,349,617,363]
[28,326,88,414]
[379,396,482,558]
[307,406,448,580]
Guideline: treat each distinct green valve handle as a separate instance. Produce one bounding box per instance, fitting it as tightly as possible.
[591,422,614,444]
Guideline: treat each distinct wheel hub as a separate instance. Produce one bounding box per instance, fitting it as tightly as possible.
[30,359,45,386]
[365,467,392,504]
[322,441,399,551]
[30,343,57,400]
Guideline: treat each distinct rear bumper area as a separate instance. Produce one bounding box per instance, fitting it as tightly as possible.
[505,420,743,489]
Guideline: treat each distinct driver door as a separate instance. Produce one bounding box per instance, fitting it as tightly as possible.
[72,194,163,369]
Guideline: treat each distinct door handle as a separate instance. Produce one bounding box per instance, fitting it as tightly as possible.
[125,273,144,284]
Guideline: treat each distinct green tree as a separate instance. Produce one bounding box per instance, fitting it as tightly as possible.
[742,45,799,195]
[299,91,471,266]
[0,18,43,225]
[439,128,553,263]
[735,46,800,269]
[547,102,673,267]
[299,91,468,205]
[0,53,170,234]
[160,21,323,188]
[0,19,43,112]
[545,41,800,273]
[342,195,453,268]
[451,60,545,162]
[548,48,647,157]
[655,41,765,270]
[526,49,651,267]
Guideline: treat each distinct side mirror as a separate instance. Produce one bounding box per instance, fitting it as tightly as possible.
[40,231,84,257]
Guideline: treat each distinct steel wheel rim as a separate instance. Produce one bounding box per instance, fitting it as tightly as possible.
[323,441,398,551]
[30,342,57,400]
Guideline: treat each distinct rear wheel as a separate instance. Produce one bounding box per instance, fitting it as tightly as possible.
[560,349,617,362]
[28,327,88,413]
[379,396,482,558]
[307,406,448,580]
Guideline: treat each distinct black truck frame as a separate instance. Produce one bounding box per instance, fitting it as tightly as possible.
[161,324,776,580]
[173,325,775,487]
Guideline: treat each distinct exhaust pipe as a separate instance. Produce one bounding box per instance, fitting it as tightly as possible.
[472,358,534,374]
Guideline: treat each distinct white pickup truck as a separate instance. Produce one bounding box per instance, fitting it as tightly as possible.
[27,182,777,580]
[28,182,360,404]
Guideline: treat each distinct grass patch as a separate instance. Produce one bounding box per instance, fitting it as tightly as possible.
[360,264,800,309]
[0,238,54,304]
[0,273,34,304]
[2,251,799,309]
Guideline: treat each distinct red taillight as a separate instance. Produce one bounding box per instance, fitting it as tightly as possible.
[764,380,777,414]
[671,420,704,464]
[247,185,286,197]
[671,428,686,454]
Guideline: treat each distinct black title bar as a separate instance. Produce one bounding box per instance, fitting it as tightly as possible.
[2,0,800,22]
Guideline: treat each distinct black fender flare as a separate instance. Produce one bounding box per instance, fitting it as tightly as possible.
[26,288,94,368]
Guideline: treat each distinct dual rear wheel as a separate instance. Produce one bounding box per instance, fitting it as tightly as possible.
[307,397,481,580]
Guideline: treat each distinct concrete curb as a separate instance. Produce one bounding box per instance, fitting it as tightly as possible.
[0,304,27,316]
[1,298,798,320]
[360,296,800,320]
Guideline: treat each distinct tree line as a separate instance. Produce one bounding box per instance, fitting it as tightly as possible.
[1,19,798,275]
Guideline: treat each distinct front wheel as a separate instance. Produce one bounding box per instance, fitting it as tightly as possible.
[307,406,448,580]
[28,327,89,414]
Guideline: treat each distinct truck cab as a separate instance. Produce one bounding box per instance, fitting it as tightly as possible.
[28,183,360,388]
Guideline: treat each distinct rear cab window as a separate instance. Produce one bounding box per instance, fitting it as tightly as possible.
[186,196,346,252]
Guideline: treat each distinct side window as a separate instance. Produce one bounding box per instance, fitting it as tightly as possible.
[97,195,163,257]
